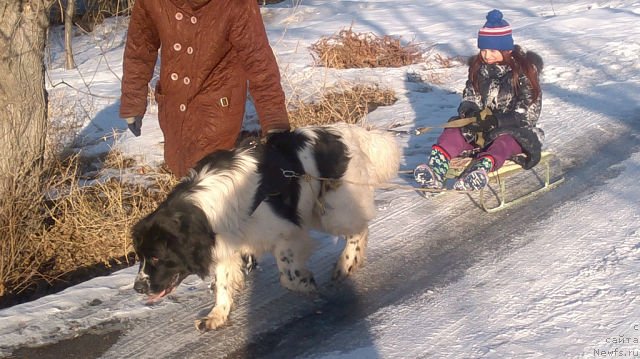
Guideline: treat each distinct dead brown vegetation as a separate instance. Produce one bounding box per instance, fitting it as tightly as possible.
[287,84,397,128]
[0,149,175,307]
[429,53,466,69]
[310,26,423,69]
[407,53,467,85]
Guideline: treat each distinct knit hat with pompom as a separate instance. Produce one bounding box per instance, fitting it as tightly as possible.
[477,9,514,50]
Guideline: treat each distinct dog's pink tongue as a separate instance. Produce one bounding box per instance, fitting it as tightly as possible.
[145,290,166,304]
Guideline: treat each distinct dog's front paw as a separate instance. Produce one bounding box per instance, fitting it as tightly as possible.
[332,252,363,281]
[194,306,229,332]
[332,233,367,281]
[279,268,317,294]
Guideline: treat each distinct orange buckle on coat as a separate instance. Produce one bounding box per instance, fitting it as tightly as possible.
[219,97,229,107]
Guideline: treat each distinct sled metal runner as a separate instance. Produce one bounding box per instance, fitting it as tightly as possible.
[445,151,565,213]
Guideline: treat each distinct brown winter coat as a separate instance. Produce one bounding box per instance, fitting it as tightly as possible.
[120,0,290,177]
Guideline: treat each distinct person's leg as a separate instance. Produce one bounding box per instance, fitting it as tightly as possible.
[414,128,474,189]
[436,128,476,158]
[454,134,522,191]
[477,134,522,171]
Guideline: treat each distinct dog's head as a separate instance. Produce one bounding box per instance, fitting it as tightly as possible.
[131,205,214,303]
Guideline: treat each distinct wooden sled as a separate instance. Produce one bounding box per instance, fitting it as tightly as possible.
[445,151,565,213]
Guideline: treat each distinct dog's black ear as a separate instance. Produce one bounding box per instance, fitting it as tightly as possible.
[133,210,179,253]
[164,211,183,232]
[151,211,183,249]
[166,210,215,278]
[131,215,152,249]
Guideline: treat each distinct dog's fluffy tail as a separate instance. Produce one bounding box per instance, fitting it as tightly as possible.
[316,124,401,235]
[333,124,401,185]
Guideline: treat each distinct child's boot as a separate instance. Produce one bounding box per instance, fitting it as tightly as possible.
[453,156,493,191]
[414,146,450,190]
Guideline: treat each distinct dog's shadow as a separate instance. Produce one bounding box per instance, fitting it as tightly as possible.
[191,233,378,358]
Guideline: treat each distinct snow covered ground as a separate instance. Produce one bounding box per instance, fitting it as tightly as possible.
[1,1,640,358]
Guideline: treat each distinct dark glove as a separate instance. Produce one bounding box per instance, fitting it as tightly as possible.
[464,110,498,132]
[125,115,143,137]
[457,101,481,119]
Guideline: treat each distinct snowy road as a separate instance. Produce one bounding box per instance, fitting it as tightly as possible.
[104,124,640,359]
[9,120,639,359]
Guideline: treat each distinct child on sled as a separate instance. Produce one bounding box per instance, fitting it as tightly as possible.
[414,9,545,192]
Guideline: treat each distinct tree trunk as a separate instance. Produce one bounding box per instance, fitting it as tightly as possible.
[64,0,75,69]
[0,0,54,195]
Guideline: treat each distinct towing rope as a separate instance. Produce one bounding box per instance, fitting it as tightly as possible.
[281,169,474,195]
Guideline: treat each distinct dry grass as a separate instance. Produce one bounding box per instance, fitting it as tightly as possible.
[287,84,397,128]
[407,53,468,85]
[0,149,176,306]
[4,75,172,307]
[429,53,466,69]
[310,26,423,69]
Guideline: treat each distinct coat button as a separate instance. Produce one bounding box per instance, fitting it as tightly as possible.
[186,47,194,54]
[183,77,191,85]
[175,12,183,20]
[170,73,179,81]
[173,43,182,51]
[190,16,197,24]
[179,104,186,112]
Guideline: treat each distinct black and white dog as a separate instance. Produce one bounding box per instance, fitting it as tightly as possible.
[131,124,400,331]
